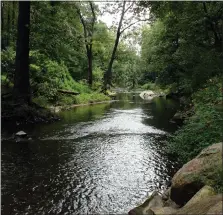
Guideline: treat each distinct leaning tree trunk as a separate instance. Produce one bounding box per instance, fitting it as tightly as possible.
[103,32,121,90]
[103,1,126,92]
[13,1,31,104]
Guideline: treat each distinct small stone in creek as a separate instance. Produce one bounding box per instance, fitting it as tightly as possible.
[15,131,27,137]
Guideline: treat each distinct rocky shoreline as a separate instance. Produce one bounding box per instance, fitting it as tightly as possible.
[128,142,223,215]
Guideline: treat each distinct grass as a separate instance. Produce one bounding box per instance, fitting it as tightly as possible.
[75,92,110,104]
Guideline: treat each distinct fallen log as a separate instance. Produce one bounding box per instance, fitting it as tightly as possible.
[58,89,80,95]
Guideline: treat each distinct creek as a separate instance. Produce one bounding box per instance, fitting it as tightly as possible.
[1,92,181,215]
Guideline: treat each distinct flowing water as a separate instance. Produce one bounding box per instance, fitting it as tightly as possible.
[1,92,181,215]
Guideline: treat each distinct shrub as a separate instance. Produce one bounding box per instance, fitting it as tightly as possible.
[167,77,223,163]
[1,47,16,84]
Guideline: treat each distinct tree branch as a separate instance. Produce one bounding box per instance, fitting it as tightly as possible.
[124,2,134,14]
[120,18,151,35]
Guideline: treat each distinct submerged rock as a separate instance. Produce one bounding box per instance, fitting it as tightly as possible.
[170,142,223,206]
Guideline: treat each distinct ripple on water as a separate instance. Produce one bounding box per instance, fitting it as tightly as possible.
[1,96,180,214]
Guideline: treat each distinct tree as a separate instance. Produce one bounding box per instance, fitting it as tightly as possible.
[102,1,150,91]
[139,1,223,92]
[13,1,31,103]
[75,2,96,87]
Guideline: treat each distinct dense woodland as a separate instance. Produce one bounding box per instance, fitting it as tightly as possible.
[1,1,223,164]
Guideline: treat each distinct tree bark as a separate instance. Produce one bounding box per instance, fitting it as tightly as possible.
[87,46,93,86]
[7,2,11,47]
[75,2,95,87]
[1,2,5,50]
[12,1,17,44]
[103,1,126,91]
[13,1,31,103]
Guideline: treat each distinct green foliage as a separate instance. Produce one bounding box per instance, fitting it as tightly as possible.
[140,2,223,93]
[75,92,110,104]
[210,168,223,193]
[113,42,141,88]
[1,47,16,84]
[167,77,223,163]
[141,82,157,90]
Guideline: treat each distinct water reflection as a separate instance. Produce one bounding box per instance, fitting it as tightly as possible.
[1,93,180,215]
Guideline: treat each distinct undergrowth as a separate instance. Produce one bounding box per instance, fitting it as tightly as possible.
[167,76,223,163]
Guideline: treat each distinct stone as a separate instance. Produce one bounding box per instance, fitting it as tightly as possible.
[183,185,216,207]
[175,194,222,215]
[206,200,223,215]
[161,188,170,201]
[172,112,184,120]
[170,143,222,206]
[128,192,164,215]
[140,91,156,100]
[151,206,178,215]
[163,198,180,209]
[15,131,27,137]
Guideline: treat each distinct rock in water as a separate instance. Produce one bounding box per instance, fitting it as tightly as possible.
[140,91,155,100]
[15,131,27,137]
[170,142,223,206]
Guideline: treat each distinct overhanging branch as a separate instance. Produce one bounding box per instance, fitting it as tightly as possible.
[120,18,151,35]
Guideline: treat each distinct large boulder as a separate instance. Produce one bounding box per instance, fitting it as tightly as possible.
[152,206,177,215]
[206,200,223,214]
[170,143,223,205]
[183,185,216,206]
[175,194,222,215]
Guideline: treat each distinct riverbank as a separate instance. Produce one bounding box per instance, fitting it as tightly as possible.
[49,99,117,113]
[1,91,112,125]
[129,142,223,215]
[128,77,223,214]
[167,76,223,163]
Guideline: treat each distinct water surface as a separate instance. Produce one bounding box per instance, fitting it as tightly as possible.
[2,93,180,215]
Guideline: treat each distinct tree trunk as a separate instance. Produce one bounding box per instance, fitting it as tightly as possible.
[87,46,93,86]
[132,79,135,89]
[103,1,126,91]
[12,1,17,45]
[7,2,11,47]
[1,2,5,50]
[104,32,121,88]
[13,1,31,104]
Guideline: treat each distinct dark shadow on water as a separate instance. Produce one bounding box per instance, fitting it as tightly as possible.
[1,92,181,214]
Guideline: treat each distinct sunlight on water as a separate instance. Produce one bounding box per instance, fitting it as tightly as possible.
[1,93,180,215]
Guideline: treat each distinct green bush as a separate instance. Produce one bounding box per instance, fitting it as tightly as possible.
[29,52,91,104]
[167,77,223,163]
[75,92,110,104]
[1,47,16,84]
[141,82,156,90]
